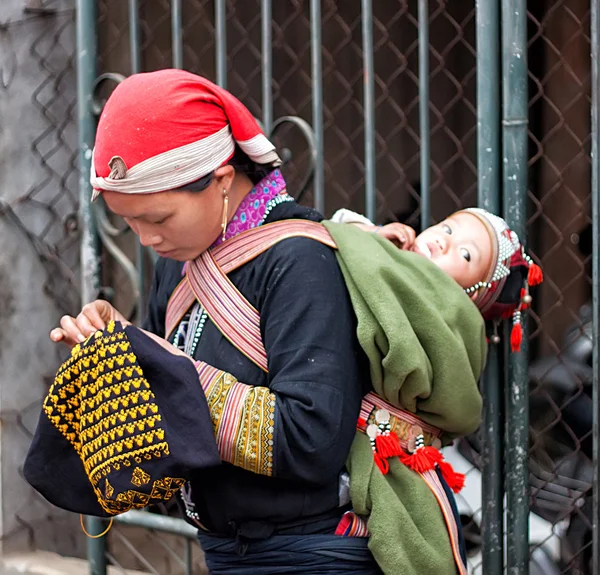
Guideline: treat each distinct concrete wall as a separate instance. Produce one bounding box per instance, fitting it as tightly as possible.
[0,0,84,557]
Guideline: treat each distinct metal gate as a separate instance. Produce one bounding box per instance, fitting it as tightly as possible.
[76,1,600,573]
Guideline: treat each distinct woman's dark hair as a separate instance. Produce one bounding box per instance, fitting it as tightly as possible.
[178,146,274,192]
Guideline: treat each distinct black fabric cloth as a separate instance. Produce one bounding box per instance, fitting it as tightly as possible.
[197,532,383,575]
[24,323,221,517]
[143,201,370,535]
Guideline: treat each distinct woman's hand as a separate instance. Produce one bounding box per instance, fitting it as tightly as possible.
[375,222,416,249]
[50,300,128,348]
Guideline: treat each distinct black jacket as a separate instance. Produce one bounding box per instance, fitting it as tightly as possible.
[143,201,369,536]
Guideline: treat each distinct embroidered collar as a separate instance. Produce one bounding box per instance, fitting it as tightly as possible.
[211,169,289,248]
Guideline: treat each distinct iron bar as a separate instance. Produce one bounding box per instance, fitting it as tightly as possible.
[215,0,227,88]
[261,0,273,134]
[185,538,193,575]
[78,3,105,567]
[501,0,529,572]
[310,0,325,213]
[114,510,198,538]
[78,3,106,570]
[418,0,430,230]
[128,0,145,325]
[85,519,108,575]
[591,0,600,571]
[77,0,100,307]
[481,345,504,574]
[128,0,141,73]
[476,0,503,572]
[361,0,376,222]
[172,0,183,69]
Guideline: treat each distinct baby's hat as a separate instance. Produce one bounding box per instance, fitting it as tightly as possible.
[456,207,543,352]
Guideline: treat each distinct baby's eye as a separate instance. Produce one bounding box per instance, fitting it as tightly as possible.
[460,248,471,262]
[442,224,452,235]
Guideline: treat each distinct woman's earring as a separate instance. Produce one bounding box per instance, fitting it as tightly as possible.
[221,189,229,241]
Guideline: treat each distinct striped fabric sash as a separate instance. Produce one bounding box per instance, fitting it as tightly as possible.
[353,392,467,575]
[165,220,337,371]
[420,469,469,575]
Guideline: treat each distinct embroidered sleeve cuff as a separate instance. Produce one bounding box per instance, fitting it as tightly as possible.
[195,362,275,476]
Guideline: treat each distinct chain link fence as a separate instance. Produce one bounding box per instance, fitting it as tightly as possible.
[0,0,87,558]
[90,1,595,573]
[0,0,80,313]
[1,0,594,572]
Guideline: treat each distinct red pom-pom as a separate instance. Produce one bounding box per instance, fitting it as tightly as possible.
[398,446,442,473]
[510,321,523,352]
[437,460,466,493]
[528,263,543,287]
[375,432,403,459]
[357,417,368,429]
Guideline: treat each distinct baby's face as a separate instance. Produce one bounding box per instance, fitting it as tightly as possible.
[411,212,494,291]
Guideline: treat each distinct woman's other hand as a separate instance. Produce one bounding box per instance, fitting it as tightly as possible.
[376,222,416,249]
[49,300,128,348]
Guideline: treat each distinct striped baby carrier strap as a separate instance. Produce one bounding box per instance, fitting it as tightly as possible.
[165,219,466,575]
[165,220,337,371]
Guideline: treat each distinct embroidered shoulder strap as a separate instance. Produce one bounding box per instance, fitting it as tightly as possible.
[164,220,337,370]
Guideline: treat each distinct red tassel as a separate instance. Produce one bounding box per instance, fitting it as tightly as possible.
[438,460,465,493]
[528,263,543,286]
[375,432,403,459]
[374,451,389,474]
[398,446,442,473]
[510,321,523,352]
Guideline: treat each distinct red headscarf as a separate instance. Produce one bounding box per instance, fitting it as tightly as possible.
[90,69,280,199]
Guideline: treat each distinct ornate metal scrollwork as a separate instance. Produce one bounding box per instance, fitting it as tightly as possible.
[94,198,140,321]
[91,73,127,117]
[268,115,316,204]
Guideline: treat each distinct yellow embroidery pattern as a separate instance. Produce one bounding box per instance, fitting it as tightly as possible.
[203,370,275,476]
[150,477,186,500]
[43,321,186,515]
[131,467,151,487]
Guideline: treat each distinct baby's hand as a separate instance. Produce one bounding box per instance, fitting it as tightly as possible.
[375,223,416,249]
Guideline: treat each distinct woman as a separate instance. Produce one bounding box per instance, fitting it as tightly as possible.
[50,70,537,574]
[51,69,382,574]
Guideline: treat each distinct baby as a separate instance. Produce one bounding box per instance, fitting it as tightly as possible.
[331,206,543,347]
[320,206,543,575]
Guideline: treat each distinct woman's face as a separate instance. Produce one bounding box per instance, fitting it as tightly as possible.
[411,211,495,291]
[102,167,234,262]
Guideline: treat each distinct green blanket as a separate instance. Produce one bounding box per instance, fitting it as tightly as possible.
[322,221,486,575]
